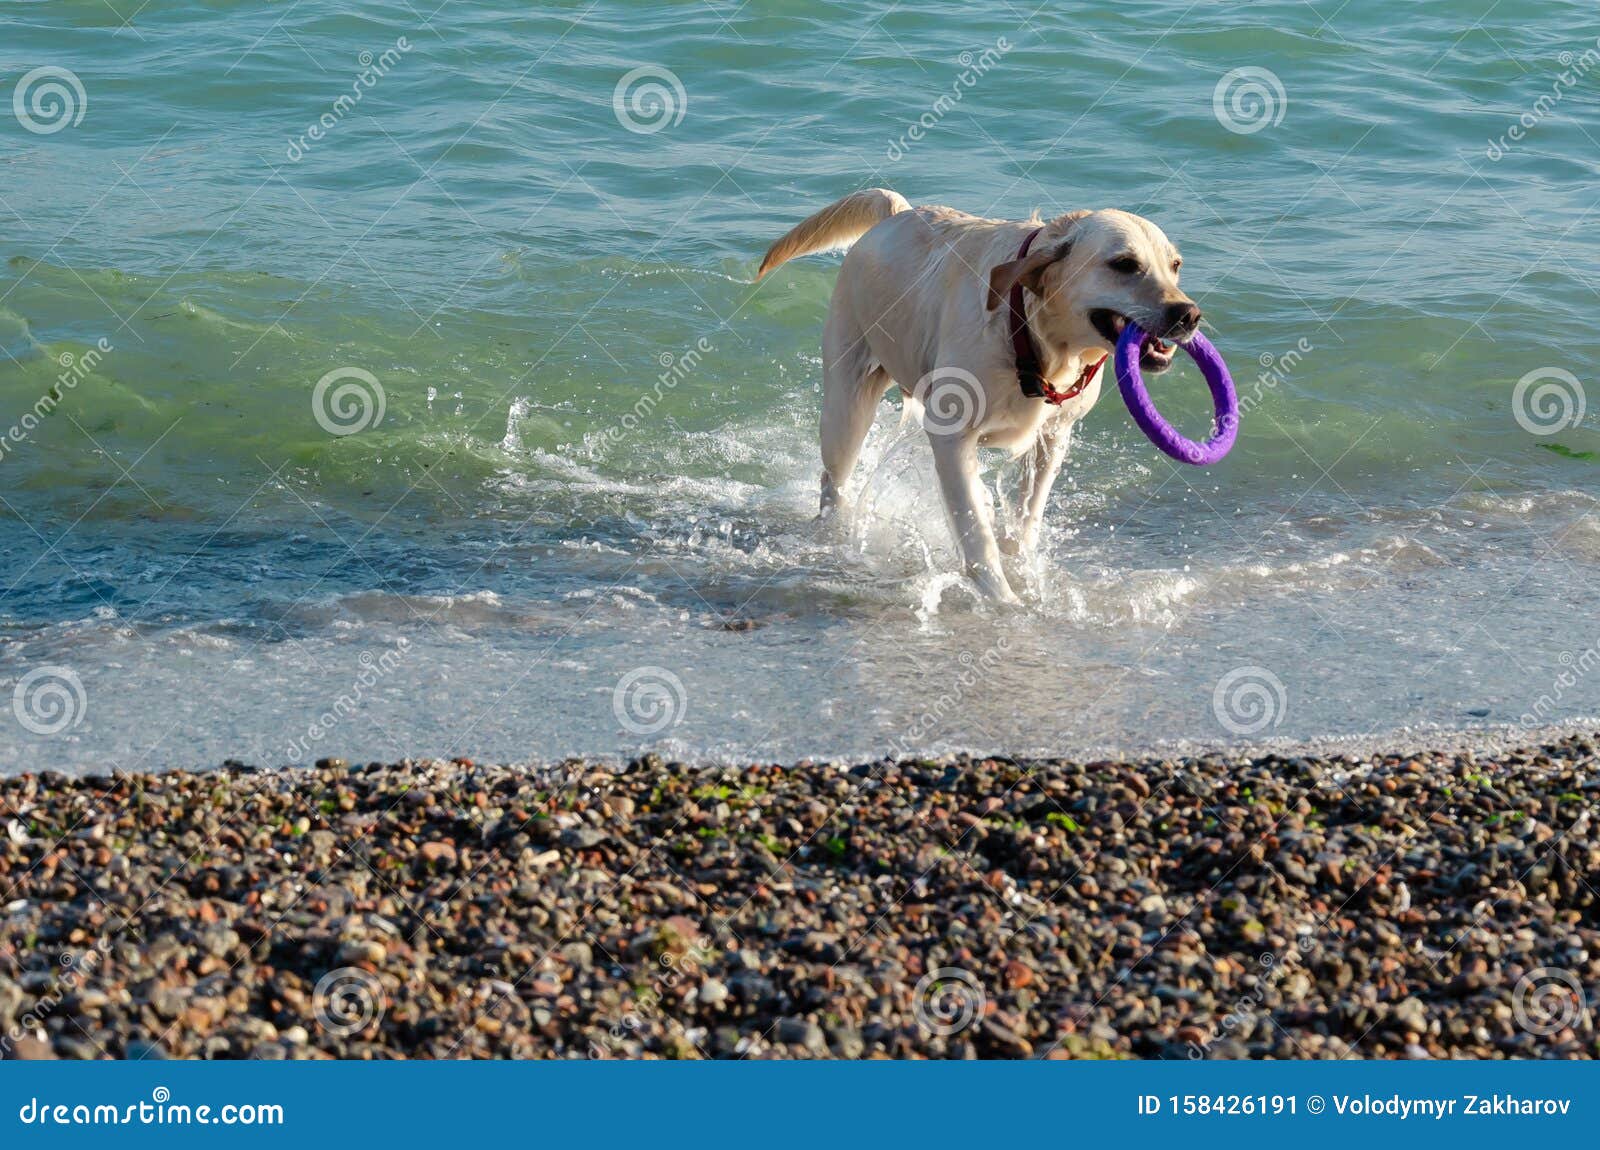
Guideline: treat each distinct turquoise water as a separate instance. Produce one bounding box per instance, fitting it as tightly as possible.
[2,0,1598,772]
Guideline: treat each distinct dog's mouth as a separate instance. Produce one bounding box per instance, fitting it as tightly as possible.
[1089,309,1177,374]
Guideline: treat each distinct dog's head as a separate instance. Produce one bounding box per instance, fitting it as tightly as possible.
[985,209,1199,374]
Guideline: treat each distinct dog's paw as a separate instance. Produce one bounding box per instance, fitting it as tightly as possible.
[998,529,1040,559]
[967,566,1022,606]
[814,500,851,526]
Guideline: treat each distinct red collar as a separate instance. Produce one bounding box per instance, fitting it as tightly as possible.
[1009,227,1106,405]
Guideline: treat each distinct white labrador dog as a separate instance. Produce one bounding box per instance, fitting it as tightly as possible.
[758,189,1201,603]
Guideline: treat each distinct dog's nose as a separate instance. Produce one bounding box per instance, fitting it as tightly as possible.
[1165,302,1202,338]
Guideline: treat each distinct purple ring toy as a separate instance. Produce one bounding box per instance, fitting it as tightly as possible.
[1113,323,1239,466]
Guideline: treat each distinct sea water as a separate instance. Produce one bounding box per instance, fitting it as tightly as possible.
[1,1,1597,772]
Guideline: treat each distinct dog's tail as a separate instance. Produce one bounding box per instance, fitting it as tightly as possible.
[756,188,911,280]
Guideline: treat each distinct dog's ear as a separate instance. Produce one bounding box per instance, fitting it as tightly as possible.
[985,243,1068,311]
[984,212,1091,310]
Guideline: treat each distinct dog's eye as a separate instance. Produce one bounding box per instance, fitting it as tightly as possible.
[1109,256,1141,274]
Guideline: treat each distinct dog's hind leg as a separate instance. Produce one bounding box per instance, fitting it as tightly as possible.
[818,310,893,516]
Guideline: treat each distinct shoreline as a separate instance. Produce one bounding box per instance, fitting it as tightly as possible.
[2,733,1597,1059]
[14,716,1600,783]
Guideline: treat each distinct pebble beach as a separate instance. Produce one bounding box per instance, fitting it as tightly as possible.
[2,734,1596,1060]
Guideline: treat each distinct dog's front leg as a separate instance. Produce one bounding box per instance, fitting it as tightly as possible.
[1003,416,1073,556]
[930,433,1020,604]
